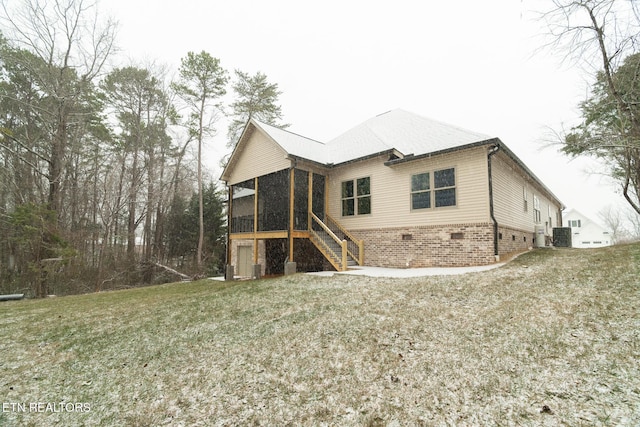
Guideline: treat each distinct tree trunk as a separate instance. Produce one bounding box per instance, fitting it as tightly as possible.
[127,148,139,260]
[144,148,155,261]
[48,107,67,222]
[197,97,205,270]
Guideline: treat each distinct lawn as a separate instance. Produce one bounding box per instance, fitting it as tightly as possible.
[1,244,639,426]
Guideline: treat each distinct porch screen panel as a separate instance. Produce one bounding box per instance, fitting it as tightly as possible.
[230,179,255,233]
[312,173,325,218]
[257,169,289,231]
[294,169,309,230]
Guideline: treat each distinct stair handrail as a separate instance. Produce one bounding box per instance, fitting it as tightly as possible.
[325,214,364,265]
[310,213,348,271]
[308,230,344,272]
[326,214,357,242]
[311,212,343,246]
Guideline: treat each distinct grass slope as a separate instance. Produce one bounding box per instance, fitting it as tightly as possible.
[1,244,639,426]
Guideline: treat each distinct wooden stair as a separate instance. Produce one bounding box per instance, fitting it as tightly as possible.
[309,213,363,271]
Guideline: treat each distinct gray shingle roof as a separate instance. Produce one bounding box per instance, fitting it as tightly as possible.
[255,108,494,165]
[326,109,493,164]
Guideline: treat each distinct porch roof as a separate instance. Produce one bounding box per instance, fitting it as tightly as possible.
[253,121,330,164]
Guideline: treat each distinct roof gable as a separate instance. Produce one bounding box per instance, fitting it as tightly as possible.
[254,121,328,164]
[563,209,608,231]
[221,121,291,184]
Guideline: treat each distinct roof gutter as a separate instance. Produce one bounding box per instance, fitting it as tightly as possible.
[488,144,500,258]
[493,142,565,210]
[384,137,564,210]
[287,148,398,169]
[384,138,501,166]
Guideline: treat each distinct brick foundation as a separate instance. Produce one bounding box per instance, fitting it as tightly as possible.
[497,225,534,258]
[350,223,496,268]
[230,223,539,271]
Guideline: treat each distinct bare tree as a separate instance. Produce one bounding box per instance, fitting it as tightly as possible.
[0,0,116,220]
[539,0,640,215]
[0,1,221,294]
[100,66,172,263]
[626,206,640,238]
[598,204,628,243]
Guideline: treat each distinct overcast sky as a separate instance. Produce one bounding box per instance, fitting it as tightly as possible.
[105,0,629,224]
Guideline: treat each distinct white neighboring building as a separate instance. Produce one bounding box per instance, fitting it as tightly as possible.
[563,208,612,248]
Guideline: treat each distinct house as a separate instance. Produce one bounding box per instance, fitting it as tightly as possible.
[563,208,612,248]
[220,109,564,278]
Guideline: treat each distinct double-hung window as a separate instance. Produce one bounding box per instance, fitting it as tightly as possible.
[342,177,371,216]
[410,168,456,210]
[411,172,431,209]
[434,168,456,207]
[533,195,541,223]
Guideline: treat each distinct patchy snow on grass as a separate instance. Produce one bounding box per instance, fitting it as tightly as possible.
[1,245,639,425]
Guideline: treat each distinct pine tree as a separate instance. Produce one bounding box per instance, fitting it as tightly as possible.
[227,70,288,148]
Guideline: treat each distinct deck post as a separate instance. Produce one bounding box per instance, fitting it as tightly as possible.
[289,168,295,262]
[358,240,364,266]
[226,185,233,275]
[253,177,259,264]
[341,240,348,271]
[308,171,313,231]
